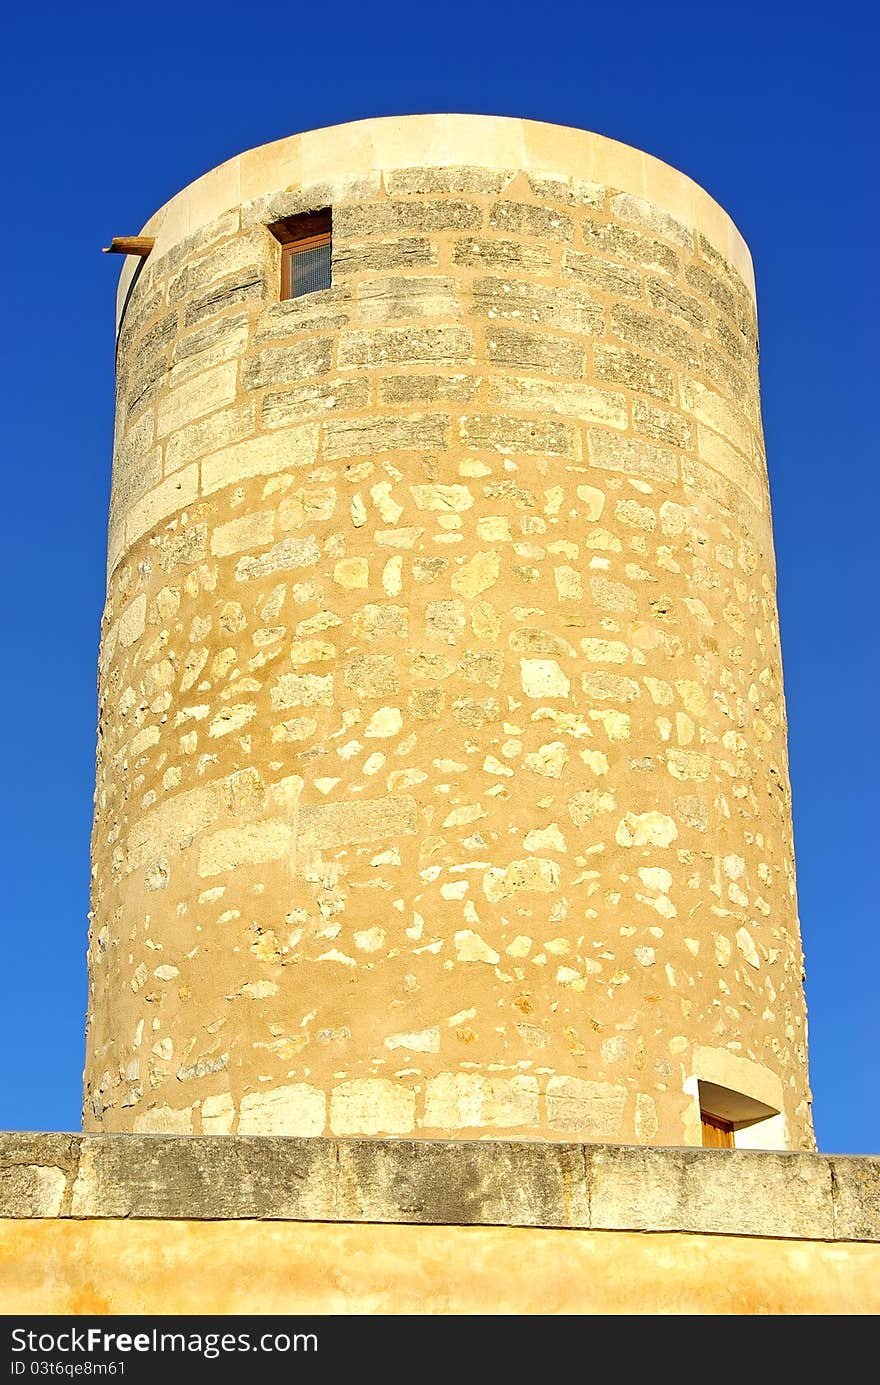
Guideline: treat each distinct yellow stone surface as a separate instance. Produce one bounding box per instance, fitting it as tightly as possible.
[1,1220,877,1315]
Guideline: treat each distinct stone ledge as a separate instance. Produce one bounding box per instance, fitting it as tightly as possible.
[1,1133,877,1242]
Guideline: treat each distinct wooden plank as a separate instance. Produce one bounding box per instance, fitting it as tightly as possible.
[102,237,155,257]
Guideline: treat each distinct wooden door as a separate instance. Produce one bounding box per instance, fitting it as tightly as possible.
[701,1112,734,1148]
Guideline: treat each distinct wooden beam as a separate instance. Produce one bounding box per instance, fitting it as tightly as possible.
[102,236,155,257]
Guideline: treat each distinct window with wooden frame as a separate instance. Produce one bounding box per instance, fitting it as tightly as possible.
[695,1078,783,1150]
[269,209,331,300]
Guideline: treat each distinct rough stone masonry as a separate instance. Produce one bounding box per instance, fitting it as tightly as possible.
[83,116,813,1149]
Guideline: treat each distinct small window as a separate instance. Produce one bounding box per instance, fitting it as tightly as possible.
[697,1079,781,1150]
[269,209,331,300]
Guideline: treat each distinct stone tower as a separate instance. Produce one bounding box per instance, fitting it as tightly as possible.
[84,115,812,1151]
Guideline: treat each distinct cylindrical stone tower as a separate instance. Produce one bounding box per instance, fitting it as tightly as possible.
[85,115,812,1150]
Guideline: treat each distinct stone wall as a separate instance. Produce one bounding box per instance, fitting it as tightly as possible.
[2,1136,877,1313]
[85,116,812,1148]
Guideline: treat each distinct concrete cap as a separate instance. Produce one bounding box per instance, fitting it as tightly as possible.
[1,1133,876,1242]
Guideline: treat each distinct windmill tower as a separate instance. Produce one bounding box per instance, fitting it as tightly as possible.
[86,115,812,1155]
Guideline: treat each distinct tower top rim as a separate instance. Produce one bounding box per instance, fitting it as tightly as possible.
[115,114,755,323]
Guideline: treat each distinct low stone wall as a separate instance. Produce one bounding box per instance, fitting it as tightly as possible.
[1,1134,877,1313]
[0,1133,875,1237]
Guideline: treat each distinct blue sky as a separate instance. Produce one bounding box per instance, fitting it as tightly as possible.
[0,5,875,1151]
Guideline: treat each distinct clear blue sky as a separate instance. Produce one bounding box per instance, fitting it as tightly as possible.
[0,5,875,1152]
